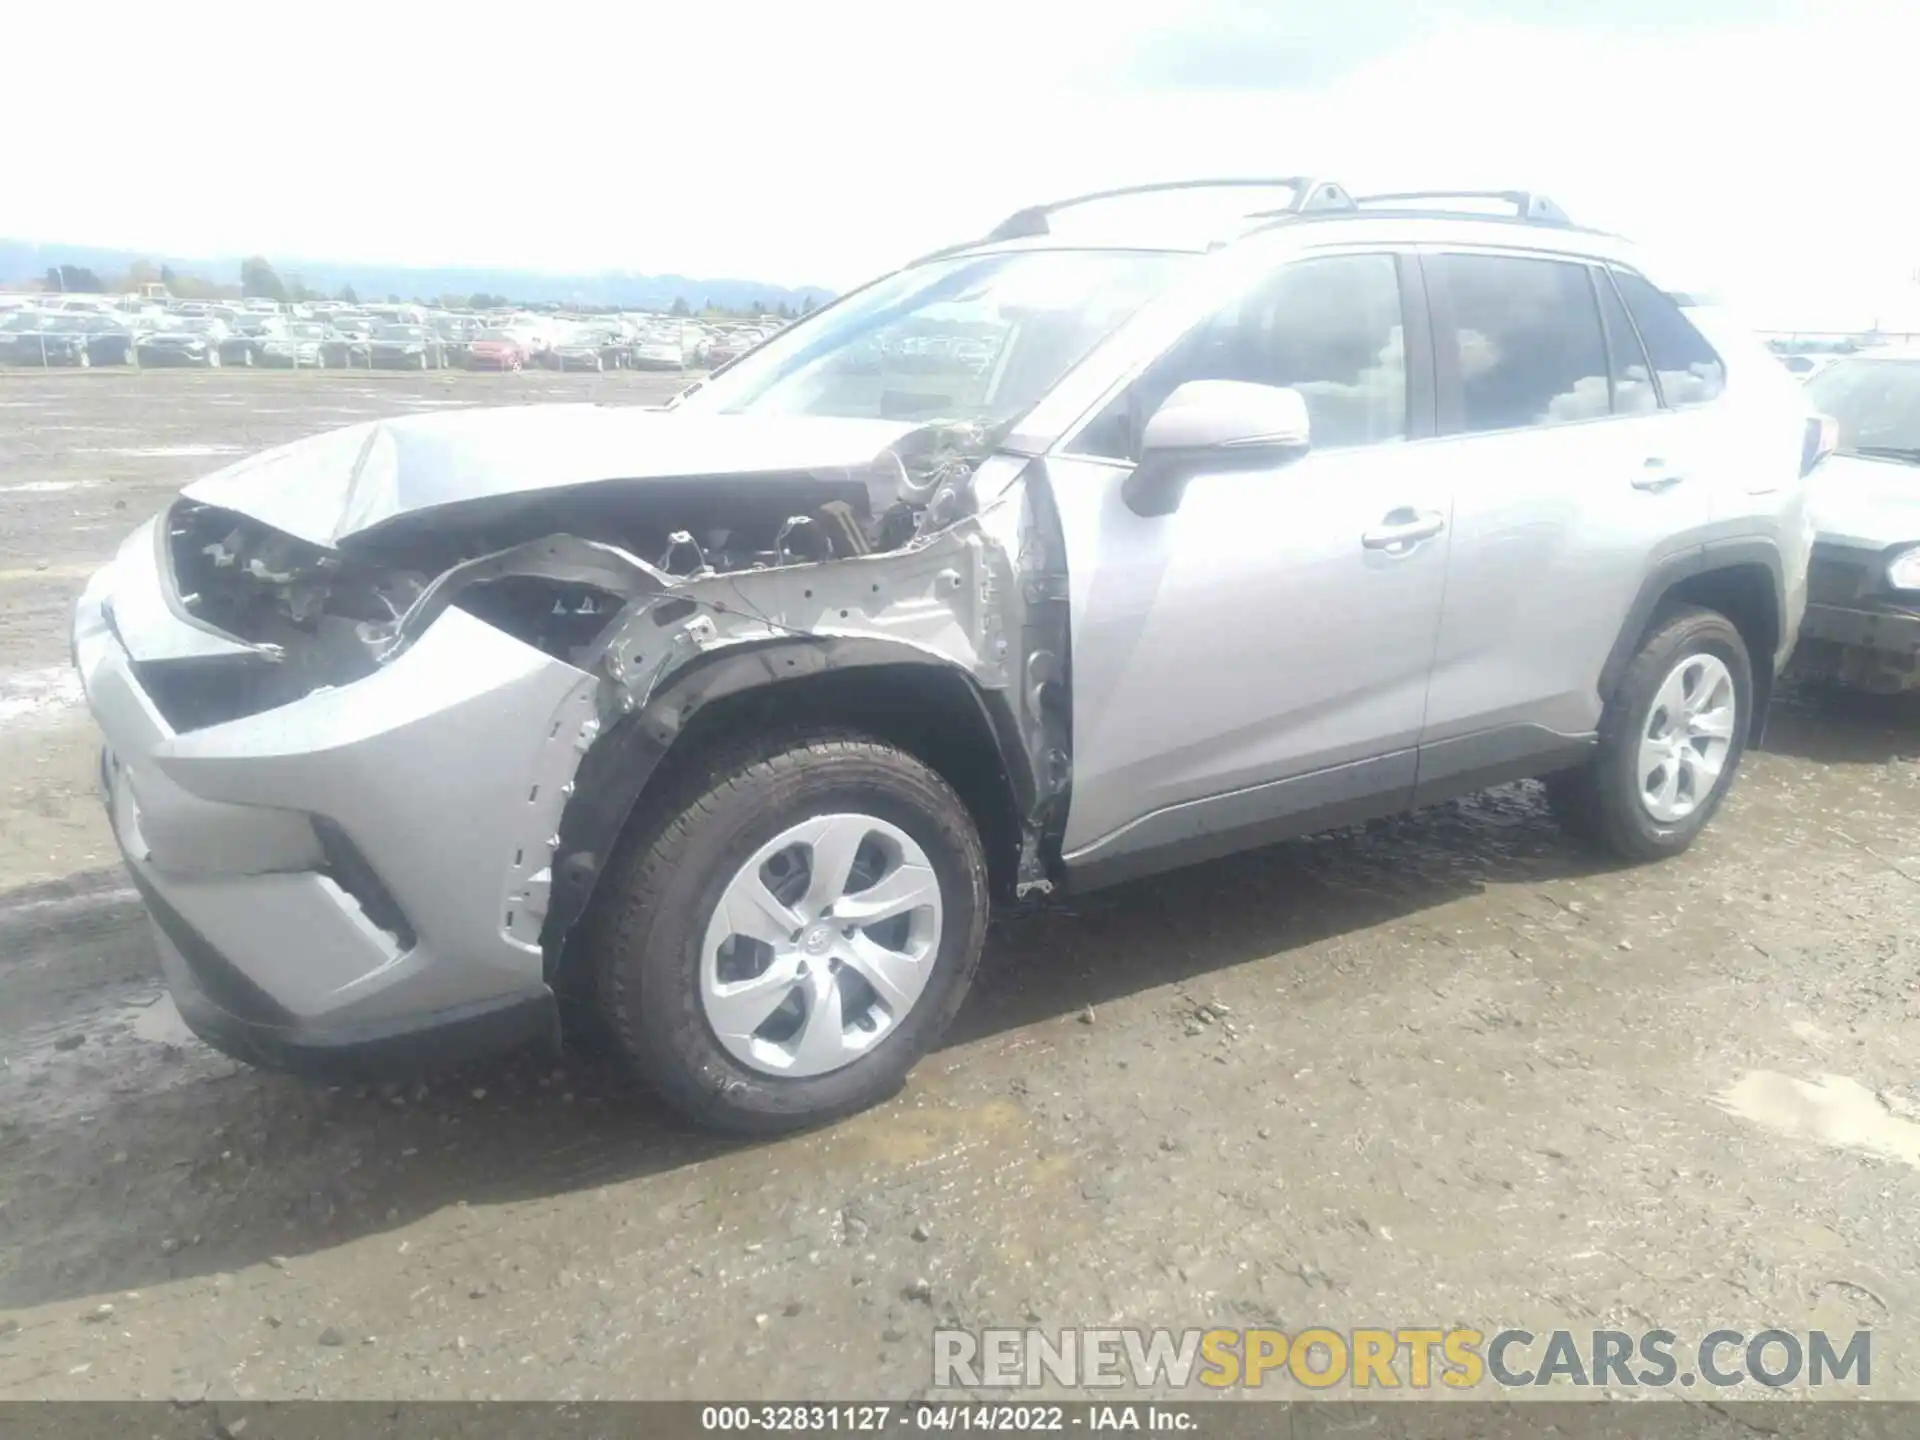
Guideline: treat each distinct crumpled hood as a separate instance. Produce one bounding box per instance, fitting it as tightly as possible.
[179,403,926,548]
[1810,451,1920,551]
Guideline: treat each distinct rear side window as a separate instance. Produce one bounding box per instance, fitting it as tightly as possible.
[1433,254,1610,433]
[1592,270,1660,415]
[1611,269,1726,406]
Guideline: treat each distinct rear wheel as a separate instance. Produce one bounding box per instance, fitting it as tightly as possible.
[205,349,221,369]
[1548,605,1752,862]
[585,731,988,1135]
[76,349,92,369]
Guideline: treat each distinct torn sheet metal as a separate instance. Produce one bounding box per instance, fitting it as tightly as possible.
[153,412,1074,954]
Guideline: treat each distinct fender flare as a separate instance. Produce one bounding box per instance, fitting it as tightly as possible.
[1599,537,1786,725]
[537,634,1035,961]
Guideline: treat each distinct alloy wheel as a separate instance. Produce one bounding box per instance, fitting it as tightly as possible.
[1638,652,1738,823]
[700,812,944,1078]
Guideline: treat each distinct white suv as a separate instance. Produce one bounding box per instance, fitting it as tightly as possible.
[75,179,1823,1132]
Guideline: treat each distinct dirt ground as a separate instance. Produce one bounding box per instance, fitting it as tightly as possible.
[3,370,1920,1404]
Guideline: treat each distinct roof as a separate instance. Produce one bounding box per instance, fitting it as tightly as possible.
[910,179,1633,269]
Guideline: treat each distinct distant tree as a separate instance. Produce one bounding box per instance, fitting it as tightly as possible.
[776,301,794,320]
[240,256,289,302]
[386,293,401,304]
[669,296,691,317]
[120,259,162,293]
[44,264,105,293]
[801,295,817,314]
[160,264,178,287]
[467,292,509,310]
[336,285,359,304]
[166,270,215,300]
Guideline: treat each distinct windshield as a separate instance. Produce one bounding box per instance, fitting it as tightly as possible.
[476,330,519,342]
[287,323,327,339]
[377,325,430,340]
[1805,359,1920,457]
[675,249,1188,425]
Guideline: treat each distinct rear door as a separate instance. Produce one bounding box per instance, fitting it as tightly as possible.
[1416,250,1712,782]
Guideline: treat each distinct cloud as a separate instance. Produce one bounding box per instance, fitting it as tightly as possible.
[0,0,1912,329]
[1114,0,1805,93]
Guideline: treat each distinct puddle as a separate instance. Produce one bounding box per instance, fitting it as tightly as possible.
[1716,1070,1920,1169]
[126,992,194,1046]
[0,665,84,727]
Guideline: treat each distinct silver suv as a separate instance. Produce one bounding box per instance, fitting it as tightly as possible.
[74,179,1823,1133]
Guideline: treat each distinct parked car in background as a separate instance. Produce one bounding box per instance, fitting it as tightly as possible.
[369,325,448,370]
[629,331,687,370]
[329,314,378,345]
[223,315,289,367]
[466,329,528,371]
[320,326,373,368]
[705,333,751,367]
[0,312,138,367]
[258,322,332,369]
[136,317,233,368]
[1790,351,1920,692]
[433,315,482,368]
[545,327,627,371]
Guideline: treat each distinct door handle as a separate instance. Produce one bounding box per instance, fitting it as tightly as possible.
[1633,458,1686,491]
[1362,509,1446,551]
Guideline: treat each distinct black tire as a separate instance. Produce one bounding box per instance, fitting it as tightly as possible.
[585,730,989,1135]
[1547,604,1753,862]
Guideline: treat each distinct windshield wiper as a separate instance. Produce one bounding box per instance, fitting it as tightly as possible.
[1848,445,1920,465]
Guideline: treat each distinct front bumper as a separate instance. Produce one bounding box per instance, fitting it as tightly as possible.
[1799,601,1920,654]
[74,517,602,1076]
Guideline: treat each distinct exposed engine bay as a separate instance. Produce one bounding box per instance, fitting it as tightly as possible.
[141,412,1070,910]
[162,418,997,680]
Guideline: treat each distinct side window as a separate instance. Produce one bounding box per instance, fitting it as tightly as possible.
[1434,253,1610,432]
[1592,269,1660,415]
[1073,253,1407,460]
[1611,269,1727,407]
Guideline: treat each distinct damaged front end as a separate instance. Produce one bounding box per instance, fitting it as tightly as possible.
[146,415,1072,971]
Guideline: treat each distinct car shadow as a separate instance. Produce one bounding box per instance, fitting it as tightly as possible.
[0,783,1616,1312]
[1761,681,1920,765]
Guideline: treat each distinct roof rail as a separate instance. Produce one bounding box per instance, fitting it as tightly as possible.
[1353,190,1572,225]
[983,177,1356,241]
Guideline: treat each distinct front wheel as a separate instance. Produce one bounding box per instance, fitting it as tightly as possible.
[205,349,221,368]
[1548,605,1752,862]
[585,732,989,1135]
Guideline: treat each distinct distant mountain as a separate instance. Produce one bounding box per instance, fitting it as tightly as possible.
[0,238,834,312]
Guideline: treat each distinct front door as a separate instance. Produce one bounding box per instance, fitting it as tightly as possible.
[1048,250,1454,879]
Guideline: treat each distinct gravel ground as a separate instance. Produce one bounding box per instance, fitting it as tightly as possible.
[2,370,1919,1404]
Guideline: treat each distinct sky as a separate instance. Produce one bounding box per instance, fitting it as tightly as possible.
[4,0,1914,328]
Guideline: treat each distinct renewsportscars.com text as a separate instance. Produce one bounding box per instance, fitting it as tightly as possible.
[932,1327,1872,1391]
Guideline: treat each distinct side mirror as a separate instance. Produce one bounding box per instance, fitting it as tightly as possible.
[1123,379,1312,518]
